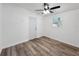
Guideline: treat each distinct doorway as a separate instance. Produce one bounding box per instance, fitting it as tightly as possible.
[29,16,37,39]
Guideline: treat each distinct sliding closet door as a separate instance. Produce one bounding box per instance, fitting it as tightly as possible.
[29,16,37,39]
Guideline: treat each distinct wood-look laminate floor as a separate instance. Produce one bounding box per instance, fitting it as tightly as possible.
[1,36,79,56]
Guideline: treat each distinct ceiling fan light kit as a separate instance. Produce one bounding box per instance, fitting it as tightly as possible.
[43,10,50,14]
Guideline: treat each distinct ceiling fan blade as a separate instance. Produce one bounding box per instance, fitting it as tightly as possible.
[35,9,43,11]
[50,6,60,10]
[50,11,54,13]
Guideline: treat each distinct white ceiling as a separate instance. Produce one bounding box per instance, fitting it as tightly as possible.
[5,3,79,15]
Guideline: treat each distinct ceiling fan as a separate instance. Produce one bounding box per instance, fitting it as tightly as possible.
[35,3,60,14]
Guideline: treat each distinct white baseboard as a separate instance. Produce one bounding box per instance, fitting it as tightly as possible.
[2,39,29,49]
[45,35,79,48]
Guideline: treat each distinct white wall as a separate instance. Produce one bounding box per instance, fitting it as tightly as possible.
[2,4,42,48]
[0,4,2,53]
[42,9,79,47]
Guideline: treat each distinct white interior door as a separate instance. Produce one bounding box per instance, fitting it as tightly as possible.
[29,16,37,39]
